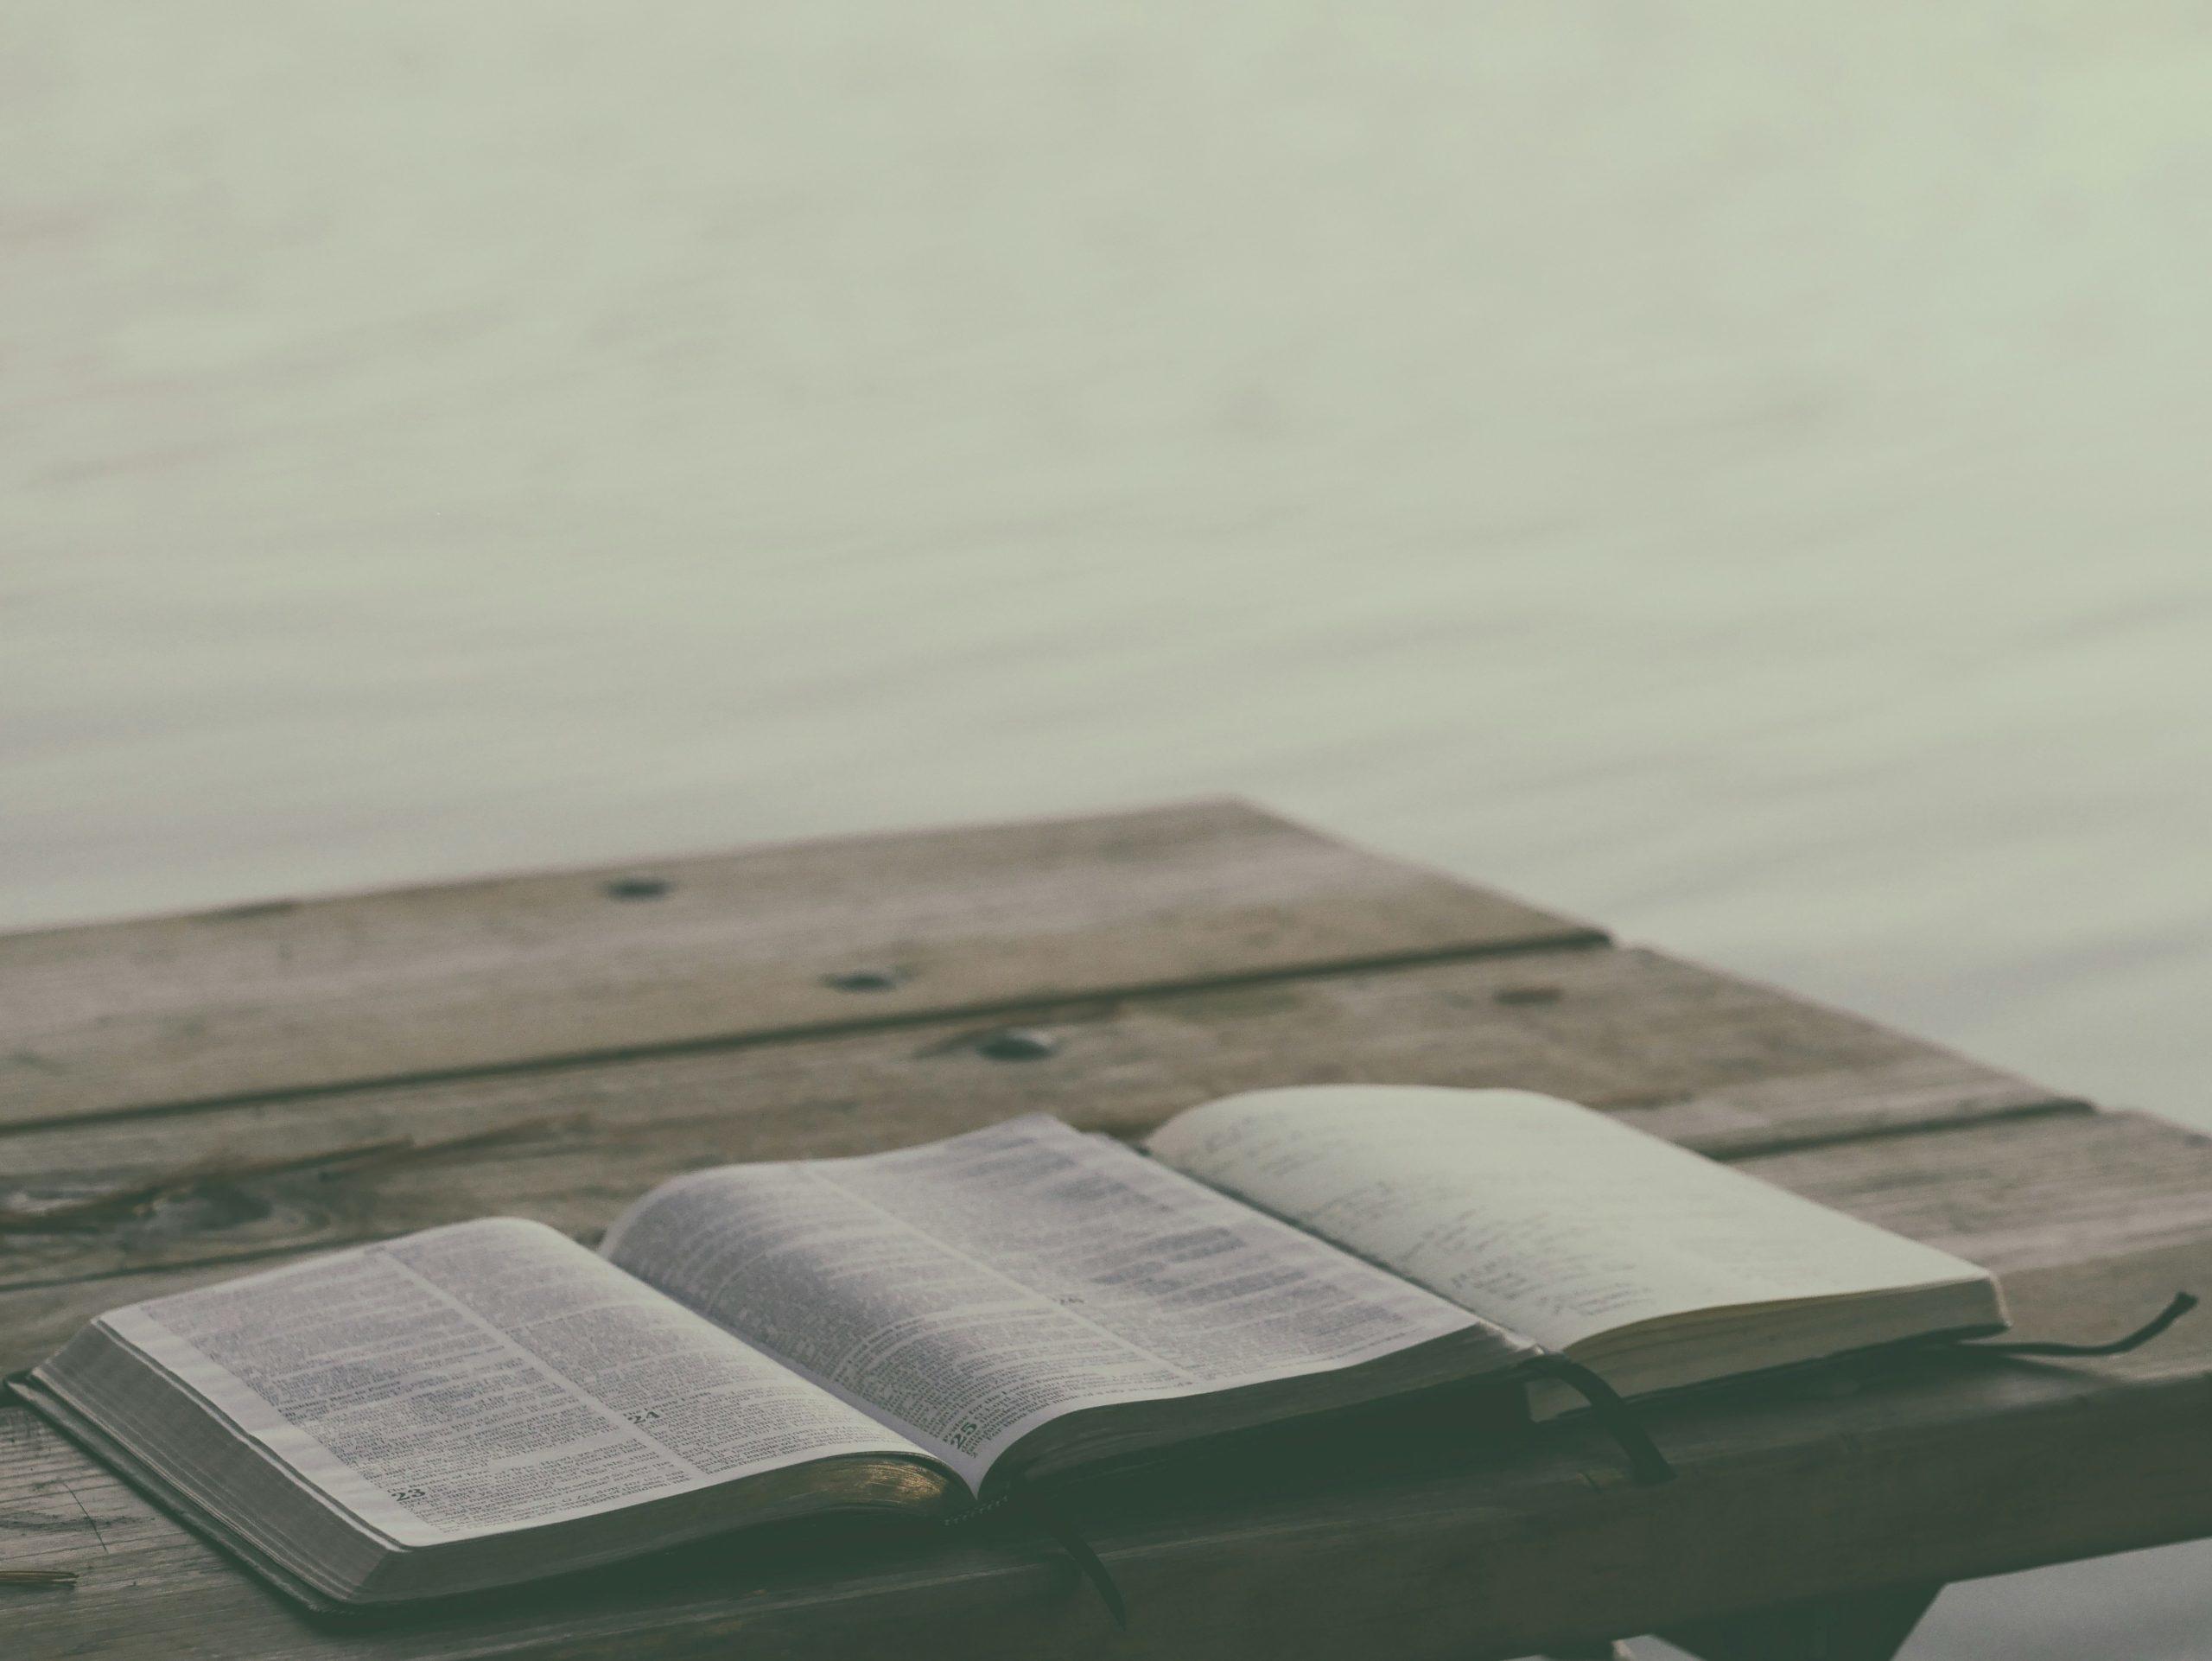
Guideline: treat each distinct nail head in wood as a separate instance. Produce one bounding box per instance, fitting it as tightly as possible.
[976,1028,1058,1061]
[822,968,908,993]
[1496,985,1565,1006]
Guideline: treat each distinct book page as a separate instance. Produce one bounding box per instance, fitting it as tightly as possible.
[100,1219,931,1547]
[601,1116,1511,1488]
[1147,1085,1994,1352]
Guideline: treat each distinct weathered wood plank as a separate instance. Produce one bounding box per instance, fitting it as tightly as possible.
[6,1215,2209,1661]
[1738,1110,2212,1275]
[9,1105,2175,1387]
[0,800,1601,1130]
[0,946,2077,1371]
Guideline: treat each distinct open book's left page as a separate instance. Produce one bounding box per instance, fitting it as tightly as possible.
[62,1219,938,1550]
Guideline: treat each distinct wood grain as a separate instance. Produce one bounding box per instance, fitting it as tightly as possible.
[1740,1110,2212,1275]
[2,1103,2177,1384]
[0,799,1599,1130]
[0,945,2075,1371]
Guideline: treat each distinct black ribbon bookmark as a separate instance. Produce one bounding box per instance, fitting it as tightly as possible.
[1014,1492,1129,1631]
[943,1488,1128,1630]
[1521,1356,1675,1486]
[1966,1291,2196,1359]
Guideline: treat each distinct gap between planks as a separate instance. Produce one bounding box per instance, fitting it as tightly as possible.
[0,929,1605,1141]
[0,1099,2097,1303]
[0,1098,2158,1378]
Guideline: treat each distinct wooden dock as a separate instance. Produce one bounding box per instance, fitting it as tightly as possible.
[3,801,2209,1659]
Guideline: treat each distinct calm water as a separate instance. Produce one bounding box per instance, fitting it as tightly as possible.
[6,6,2210,1652]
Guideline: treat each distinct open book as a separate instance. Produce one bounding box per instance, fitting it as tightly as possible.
[16,1086,2005,1607]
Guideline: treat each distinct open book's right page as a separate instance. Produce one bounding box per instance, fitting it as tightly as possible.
[1147,1085,2006,1407]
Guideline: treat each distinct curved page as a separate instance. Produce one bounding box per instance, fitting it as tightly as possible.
[99,1219,928,1547]
[602,1116,1514,1489]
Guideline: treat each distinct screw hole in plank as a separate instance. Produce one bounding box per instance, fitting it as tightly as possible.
[1494,986,1563,1006]
[976,1028,1058,1061]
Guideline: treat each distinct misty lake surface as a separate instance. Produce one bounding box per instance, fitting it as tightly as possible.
[7,7,2210,1654]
